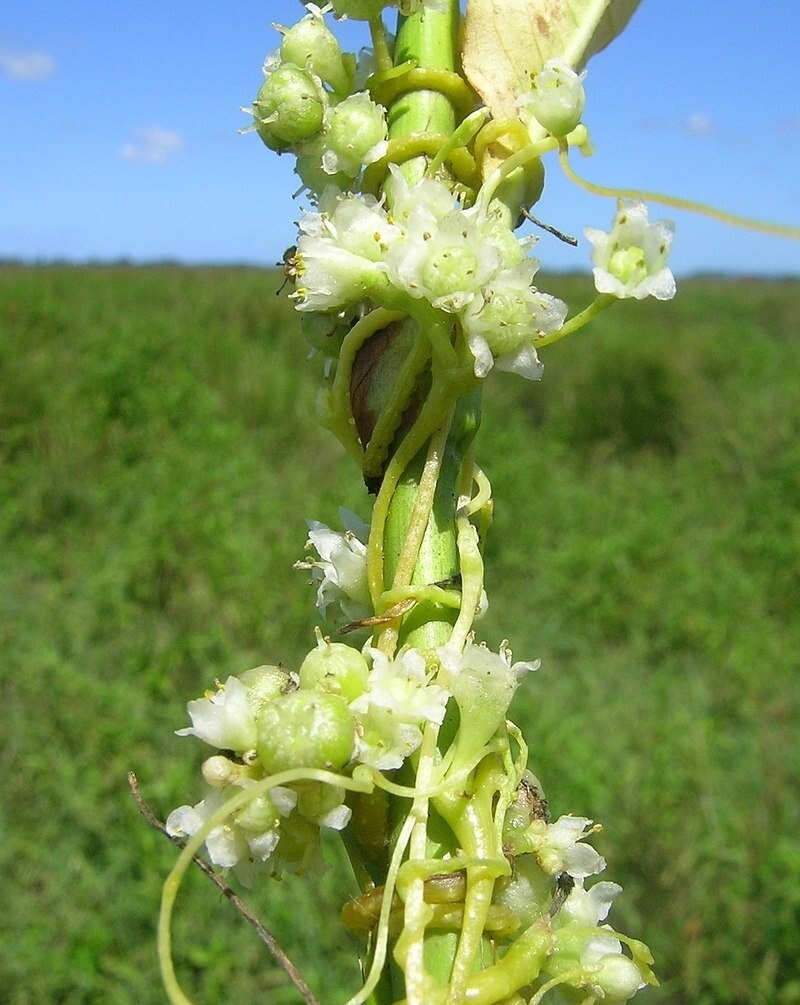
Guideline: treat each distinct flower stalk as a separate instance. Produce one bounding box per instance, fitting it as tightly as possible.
[151,2,711,1002]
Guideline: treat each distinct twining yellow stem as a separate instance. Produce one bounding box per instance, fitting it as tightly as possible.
[325,308,407,461]
[558,144,800,240]
[369,64,477,122]
[345,812,417,1005]
[395,722,442,1005]
[160,769,375,1005]
[448,450,485,652]
[375,413,454,657]
[441,759,509,1003]
[366,359,473,616]
[535,293,617,350]
[391,416,454,591]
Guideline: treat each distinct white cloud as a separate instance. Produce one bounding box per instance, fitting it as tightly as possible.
[0,47,56,81]
[120,128,186,165]
[684,112,713,136]
[639,112,716,137]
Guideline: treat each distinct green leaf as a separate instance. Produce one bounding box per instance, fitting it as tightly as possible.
[462,0,642,120]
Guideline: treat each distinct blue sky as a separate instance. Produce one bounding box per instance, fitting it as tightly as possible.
[2,0,799,275]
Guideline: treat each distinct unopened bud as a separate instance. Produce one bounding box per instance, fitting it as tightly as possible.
[202,754,241,787]
[256,690,355,774]
[253,64,326,147]
[593,954,646,1001]
[520,58,586,138]
[279,10,352,96]
[321,92,387,177]
[299,636,370,702]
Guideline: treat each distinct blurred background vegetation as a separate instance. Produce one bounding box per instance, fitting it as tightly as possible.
[1,265,798,1004]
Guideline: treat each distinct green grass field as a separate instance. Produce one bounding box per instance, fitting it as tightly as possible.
[2,264,799,1004]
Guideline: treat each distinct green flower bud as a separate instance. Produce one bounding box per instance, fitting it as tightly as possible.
[300,312,350,357]
[299,637,370,702]
[256,690,355,774]
[280,10,352,96]
[202,754,248,788]
[593,955,646,1001]
[236,792,281,833]
[253,64,326,147]
[322,93,387,178]
[296,782,351,830]
[521,58,586,139]
[295,140,352,196]
[239,663,294,718]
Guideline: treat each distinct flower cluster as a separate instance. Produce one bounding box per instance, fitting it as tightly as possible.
[167,636,449,878]
[250,6,675,393]
[293,168,567,378]
[250,6,387,194]
[494,775,656,1003]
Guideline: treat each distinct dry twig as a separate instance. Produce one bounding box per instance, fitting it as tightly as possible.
[127,770,321,1005]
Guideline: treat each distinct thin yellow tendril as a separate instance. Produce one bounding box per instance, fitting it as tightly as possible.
[559,144,800,240]
[160,768,374,1005]
[396,722,441,1005]
[363,134,480,194]
[464,464,492,518]
[527,972,585,1005]
[344,810,417,1005]
[449,463,485,651]
[324,307,407,462]
[369,64,478,122]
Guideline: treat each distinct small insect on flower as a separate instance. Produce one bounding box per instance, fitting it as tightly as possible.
[276,245,300,295]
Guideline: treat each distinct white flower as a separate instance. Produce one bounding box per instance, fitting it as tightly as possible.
[519,58,586,138]
[551,883,647,1003]
[386,208,503,313]
[295,509,372,622]
[437,641,538,764]
[559,880,623,927]
[166,783,297,875]
[585,200,676,301]
[438,641,537,719]
[319,191,402,261]
[525,815,606,879]
[384,164,455,231]
[461,261,567,379]
[350,647,449,770]
[294,240,386,311]
[294,195,399,311]
[176,676,258,755]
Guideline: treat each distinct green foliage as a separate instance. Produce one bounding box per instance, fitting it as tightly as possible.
[1,265,799,1003]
